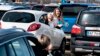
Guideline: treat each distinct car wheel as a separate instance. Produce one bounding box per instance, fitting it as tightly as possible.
[52,49,64,56]
[52,38,66,56]
[59,38,66,55]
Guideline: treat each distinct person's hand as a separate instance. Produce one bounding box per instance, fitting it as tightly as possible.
[58,24,63,27]
[55,24,63,29]
[45,44,53,52]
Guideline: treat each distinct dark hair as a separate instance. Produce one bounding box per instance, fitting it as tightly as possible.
[39,34,50,49]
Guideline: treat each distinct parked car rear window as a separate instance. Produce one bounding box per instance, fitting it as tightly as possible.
[43,6,57,12]
[60,5,87,16]
[78,12,100,26]
[32,6,44,11]
[2,12,35,23]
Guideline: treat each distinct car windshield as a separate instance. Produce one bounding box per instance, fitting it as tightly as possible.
[43,6,57,12]
[2,12,35,23]
[32,6,43,11]
[60,5,87,17]
[78,12,100,26]
[0,11,6,20]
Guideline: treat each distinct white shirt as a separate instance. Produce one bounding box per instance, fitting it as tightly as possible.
[48,20,55,28]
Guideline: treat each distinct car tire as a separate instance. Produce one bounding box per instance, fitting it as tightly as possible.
[52,49,64,56]
[52,38,66,56]
[59,38,66,55]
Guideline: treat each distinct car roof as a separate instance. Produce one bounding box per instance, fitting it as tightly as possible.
[6,10,47,15]
[83,10,100,13]
[44,4,59,7]
[0,28,34,46]
[82,6,100,13]
[33,4,44,6]
[60,3,96,6]
[0,4,29,10]
[88,6,100,10]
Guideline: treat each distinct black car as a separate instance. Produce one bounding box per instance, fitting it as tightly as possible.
[0,28,47,56]
[71,8,100,56]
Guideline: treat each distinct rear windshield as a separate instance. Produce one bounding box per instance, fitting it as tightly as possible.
[32,6,43,11]
[78,12,100,26]
[2,12,35,23]
[60,5,87,16]
[43,6,57,12]
[0,11,6,19]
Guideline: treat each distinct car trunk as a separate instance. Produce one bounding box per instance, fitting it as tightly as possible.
[63,16,76,33]
[1,22,30,30]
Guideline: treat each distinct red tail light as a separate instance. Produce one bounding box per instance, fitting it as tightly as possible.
[27,23,41,31]
[71,25,81,34]
[89,42,95,47]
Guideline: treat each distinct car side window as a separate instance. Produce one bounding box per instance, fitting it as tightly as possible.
[0,45,7,56]
[12,38,30,56]
[6,44,16,56]
[39,14,48,25]
[6,38,31,56]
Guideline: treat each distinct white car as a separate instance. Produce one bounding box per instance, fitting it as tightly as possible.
[0,10,66,55]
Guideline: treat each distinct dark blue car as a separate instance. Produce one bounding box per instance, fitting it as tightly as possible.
[0,28,48,56]
[59,3,95,33]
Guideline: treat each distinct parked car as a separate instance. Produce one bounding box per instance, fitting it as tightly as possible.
[71,7,100,56]
[32,4,59,12]
[59,3,95,48]
[59,3,95,33]
[0,10,66,55]
[0,4,30,20]
[32,4,44,11]
[42,4,59,12]
[0,28,46,56]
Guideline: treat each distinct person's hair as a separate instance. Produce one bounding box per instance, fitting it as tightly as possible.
[53,8,64,24]
[39,34,50,49]
[53,8,63,18]
[47,13,53,21]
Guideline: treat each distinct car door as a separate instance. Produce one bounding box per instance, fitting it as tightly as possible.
[5,38,35,56]
[52,28,65,47]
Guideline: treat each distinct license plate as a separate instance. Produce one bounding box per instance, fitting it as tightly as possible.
[95,43,100,46]
[87,31,100,37]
